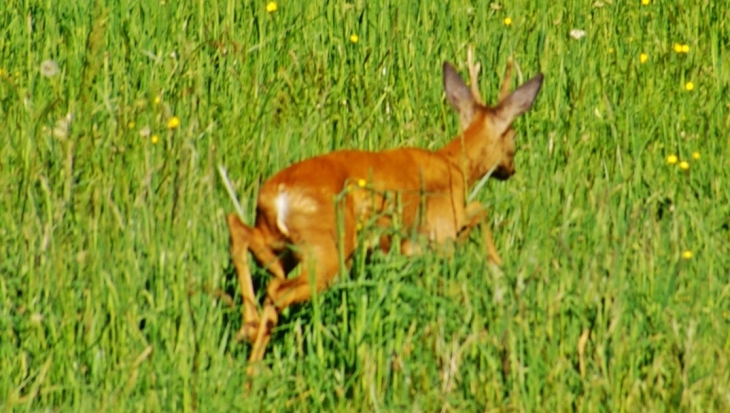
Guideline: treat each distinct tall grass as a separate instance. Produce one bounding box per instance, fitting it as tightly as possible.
[1,0,729,411]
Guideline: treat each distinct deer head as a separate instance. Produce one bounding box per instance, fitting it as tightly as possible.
[442,49,543,182]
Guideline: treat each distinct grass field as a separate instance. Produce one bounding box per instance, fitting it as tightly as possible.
[2,0,730,411]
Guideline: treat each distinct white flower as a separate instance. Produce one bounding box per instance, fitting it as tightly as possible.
[40,59,60,78]
[52,113,73,140]
[494,287,505,303]
[139,126,151,137]
[30,313,43,325]
[570,29,587,40]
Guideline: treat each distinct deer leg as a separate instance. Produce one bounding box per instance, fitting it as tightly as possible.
[459,202,503,266]
[248,237,341,364]
[246,301,278,374]
[228,212,290,343]
[226,214,270,343]
[227,214,261,342]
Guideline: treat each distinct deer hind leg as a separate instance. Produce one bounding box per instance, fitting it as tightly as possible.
[248,236,341,364]
[459,202,503,266]
[227,214,287,343]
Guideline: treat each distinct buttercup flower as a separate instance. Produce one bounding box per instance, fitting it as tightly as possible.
[151,134,160,144]
[679,161,690,170]
[640,53,648,64]
[681,250,692,260]
[350,34,359,43]
[266,2,277,13]
[167,116,180,129]
[666,155,678,165]
[692,151,700,160]
[503,17,512,26]
[685,81,694,91]
[641,0,650,4]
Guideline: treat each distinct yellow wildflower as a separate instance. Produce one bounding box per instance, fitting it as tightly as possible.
[151,134,160,144]
[641,0,650,4]
[681,250,692,260]
[127,121,136,129]
[666,155,678,165]
[503,17,512,26]
[167,116,180,129]
[350,34,359,43]
[679,161,690,170]
[266,1,277,13]
[685,81,694,91]
[357,179,366,187]
[640,53,648,64]
[692,151,700,160]
[153,95,161,105]
[674,43,690,54]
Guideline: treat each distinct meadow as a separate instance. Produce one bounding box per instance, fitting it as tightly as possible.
[1,0,729,411]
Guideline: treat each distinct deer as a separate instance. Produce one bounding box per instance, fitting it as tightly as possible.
[225,47,543,367]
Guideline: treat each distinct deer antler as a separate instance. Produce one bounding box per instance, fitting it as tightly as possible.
[498,56,514,101]
[467,45,484,105]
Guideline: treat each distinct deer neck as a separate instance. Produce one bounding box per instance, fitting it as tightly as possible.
[437,123,501,188]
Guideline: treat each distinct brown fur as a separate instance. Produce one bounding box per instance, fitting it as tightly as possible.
[226,49,543,370]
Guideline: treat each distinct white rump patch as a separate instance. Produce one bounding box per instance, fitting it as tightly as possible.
[275,189,290,236]
[274,184,318,237]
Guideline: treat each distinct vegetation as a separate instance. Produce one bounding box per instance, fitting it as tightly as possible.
[1,0,728,411]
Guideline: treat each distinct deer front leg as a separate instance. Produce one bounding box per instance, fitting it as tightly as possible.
[227,214,262,343]
[459,202,503,266]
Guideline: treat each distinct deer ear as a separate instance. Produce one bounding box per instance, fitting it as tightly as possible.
[493,73,543,135]
[443,62,477,131]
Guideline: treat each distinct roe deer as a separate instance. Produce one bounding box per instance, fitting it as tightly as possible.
[226,47,543,367]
